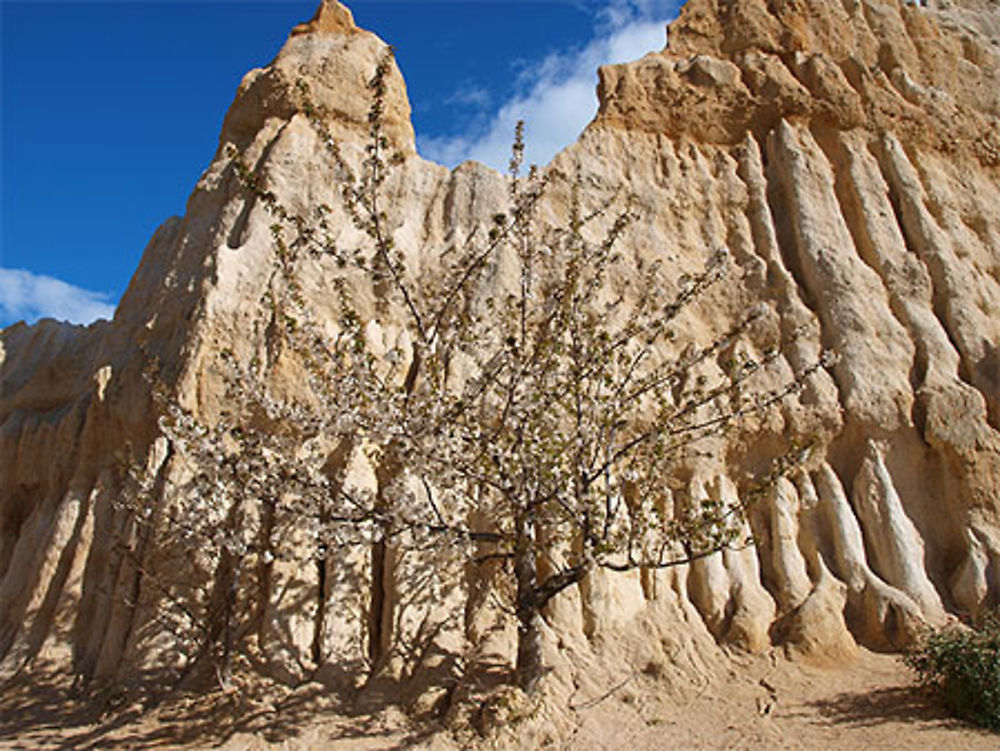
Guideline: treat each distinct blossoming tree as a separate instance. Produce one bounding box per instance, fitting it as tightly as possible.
[143,51,825,695]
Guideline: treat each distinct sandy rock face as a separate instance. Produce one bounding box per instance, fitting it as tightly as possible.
[2,0,999,695]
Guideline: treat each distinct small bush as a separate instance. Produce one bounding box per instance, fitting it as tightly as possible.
[904,610,1000,730]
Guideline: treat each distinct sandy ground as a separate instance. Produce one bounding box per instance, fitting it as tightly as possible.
[1,650,996,750]
[561,649,998,750]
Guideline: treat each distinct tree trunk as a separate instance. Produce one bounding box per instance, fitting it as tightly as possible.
[312,546,328,665]
[514,510,543,694]
[202,497,245,681]
[367,538,395,669]
[516,603,544,695]
[254,497,276,652]
[368,445,402,672]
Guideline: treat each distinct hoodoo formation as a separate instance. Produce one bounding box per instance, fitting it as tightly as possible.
[1,0,999,731]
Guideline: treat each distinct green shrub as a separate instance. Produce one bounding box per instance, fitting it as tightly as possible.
[904,610,1000,730]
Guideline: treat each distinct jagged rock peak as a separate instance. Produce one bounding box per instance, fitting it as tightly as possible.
[291,0,358,37]
[219,0,414,154]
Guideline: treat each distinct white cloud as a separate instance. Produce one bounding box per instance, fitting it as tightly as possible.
[445,86,492,109]
[419,1,677,171]
[0,268,116,327]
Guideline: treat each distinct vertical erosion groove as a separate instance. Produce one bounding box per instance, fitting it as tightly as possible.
[0,500,53,662]
[684,479,733,639]
[851,441,945,622]
[21,502,89,671]
[94,438,174,681]
[73,498,128,682]
[811,461,929,649]
[0,492,87,677]
[875,135,1000,430]
[766,120,918,445]
[758,477,812,614]
[736,129,834,431]
[811,127,922,388]
[718,477,774,652]
[115,494,155,675]
[94,512,144,681]
[0,488,33,584]
[762,128,820,316]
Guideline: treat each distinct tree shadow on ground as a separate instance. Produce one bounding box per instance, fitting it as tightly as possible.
[0,661,106,749]
[0,655,492,750]
[795,684,994,737]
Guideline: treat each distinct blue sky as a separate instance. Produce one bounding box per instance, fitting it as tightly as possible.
[1,0,677,328]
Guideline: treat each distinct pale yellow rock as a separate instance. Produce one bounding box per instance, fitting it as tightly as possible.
[753,476,812,614]
[777,563,859,665]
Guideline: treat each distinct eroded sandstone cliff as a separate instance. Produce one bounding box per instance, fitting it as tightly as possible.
[1,0,999,709]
